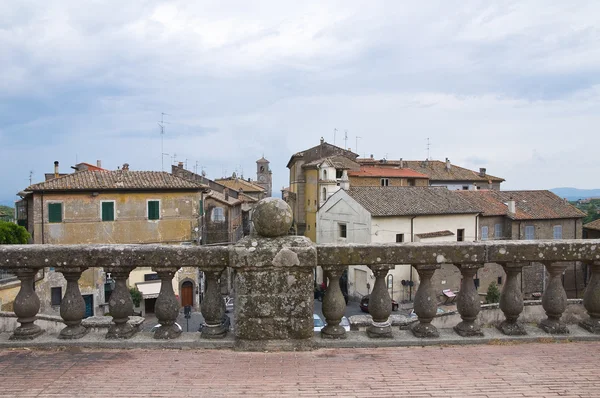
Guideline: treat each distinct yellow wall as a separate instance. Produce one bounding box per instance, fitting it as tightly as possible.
[31,191,201,244]
[304,169,318,241]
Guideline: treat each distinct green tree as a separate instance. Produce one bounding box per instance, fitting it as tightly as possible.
[129,287,142,307]
[485,282,501,304]
[0,221,30,244]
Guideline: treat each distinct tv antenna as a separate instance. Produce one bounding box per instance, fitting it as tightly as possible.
[333,128,338,146]
[158,112,171,171]
[426,137,431,160]
[29,170,34,185]
[171,153,177,165]
[355,136,362,155]
[344,130,348,149]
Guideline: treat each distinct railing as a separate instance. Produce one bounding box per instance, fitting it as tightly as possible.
[0,198,599,348]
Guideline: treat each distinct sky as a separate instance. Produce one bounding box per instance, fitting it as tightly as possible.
[1,1,600,206]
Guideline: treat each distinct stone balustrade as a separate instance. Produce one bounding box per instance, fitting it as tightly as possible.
[0,198,599,349]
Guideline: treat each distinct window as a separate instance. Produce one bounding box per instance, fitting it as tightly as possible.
[497,276,503,285]
[48,203,62,223]
[323,170,327,179]
[481,226,488,240]
[322,187,327,201]
[462,186,469,190]
[457,229,465,242]
[101,201,115,221]
[381,178,389,187]
[525,226,535,240]
[396,233,404,243]
[407,179,415,186]
[51,287,62,306]
[494,224,502,239]
[553,225,563,239]
[144,273,160,281]
[211,207,225,222]
[336,169,343,179]
[339,223,347,238]
[147,200,160,220]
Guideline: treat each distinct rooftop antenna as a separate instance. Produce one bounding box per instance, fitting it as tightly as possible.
[29,170,34,185]
[355,136,362,155]
[194,161,199,175]
[333,128,338,146]
[344,130,349,150]
[426,137,431,160]
[171,153,177,164]
[158,112,171,171]
[184,159,188,169]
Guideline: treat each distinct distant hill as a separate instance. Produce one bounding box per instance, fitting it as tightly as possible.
[550,188,600,201]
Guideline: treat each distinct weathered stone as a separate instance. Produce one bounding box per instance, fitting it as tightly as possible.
[200,268,228,339]
[539,262,570,334]
[411,264,440,338]
[367,265,393,338]
[106,269,136,339]
[454,264,484,337]
[152,268,181,340]
[58,268,88,340]
[81,315,144,332]
[321,267,347,339]
[252,198,293,237]
[580,262,600,334]
[10,268,44,340]
[497,263,526,336]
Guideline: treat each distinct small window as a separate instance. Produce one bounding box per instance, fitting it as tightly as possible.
[497,276,503,285]
[553,225,563,239]
[396,233,404,243]
[494,224,502,239]
[323,170,327,179]
[51,287,62,306]
[211,207,225,222]
[481,226,488,241]
[457,229,465,242]
[407,179,415,186]
[339,224,347,238]
[336,169,343,179]
[144,273,160,281]
[462,186,469,190]
[148,200,160,220]
[322,188,327,201]
[48,203,62,223]
[101,201,115,221]
[381,178,389,187]
[525,226,535,240]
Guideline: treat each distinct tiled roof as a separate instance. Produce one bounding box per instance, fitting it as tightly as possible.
[215,178,265,193]
[348,166,429,179]
[356,159,504,183]
[287,141,358,168]
[415,230,455,239]
[238,192,259,203]
[26,170,206,191]
[583,219,600,231]
[207,190,241,206]
[302,156,360,171]
[457,190,586,220]
[256,157,269,163]
[347,187,479,216]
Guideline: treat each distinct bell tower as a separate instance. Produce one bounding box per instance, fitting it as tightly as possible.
[256,157,272,197]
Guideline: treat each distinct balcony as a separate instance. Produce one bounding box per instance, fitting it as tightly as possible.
[0,198,599,350]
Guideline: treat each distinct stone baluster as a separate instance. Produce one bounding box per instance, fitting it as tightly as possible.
[153,267,181,339]
[367,265,394,338]
[539,262,569,334]
[321,266,347,339]
[106,269,137,339]
[411,264,440,338]
[580,261,600,334]
[200,268,228,338]
[10,268,43,340]
[58,268,88,339]
[454,264,484,337]
[497,263,526,335]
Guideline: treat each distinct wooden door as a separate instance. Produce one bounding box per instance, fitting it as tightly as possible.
[181,281,193,307]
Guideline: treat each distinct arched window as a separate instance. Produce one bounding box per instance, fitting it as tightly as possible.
[322,187,327,201]
[323,170,327,179]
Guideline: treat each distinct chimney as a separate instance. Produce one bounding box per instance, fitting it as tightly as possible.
[507,197,516,214]
[224,188,229,201]
[54,161,59,178]
[122,163,129,171]
[399,158,404,168]
[370,154,374,159]
[97,160,102,168]
[178,162,184,168]
[445,158,451,171]
[479,167,486,177]
[339,170,350,190]
[320,137,325,145]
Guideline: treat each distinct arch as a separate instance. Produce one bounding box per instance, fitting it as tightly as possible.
[179,279,195,307]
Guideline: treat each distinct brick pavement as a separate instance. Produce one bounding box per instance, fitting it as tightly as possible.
[0,342,599,397]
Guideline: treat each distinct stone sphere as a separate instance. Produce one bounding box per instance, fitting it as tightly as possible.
[253,198,293,237]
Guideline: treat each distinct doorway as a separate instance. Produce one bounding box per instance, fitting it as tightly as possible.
[82,294,94,318]
[144,298,156,314]
[181,281,193,307]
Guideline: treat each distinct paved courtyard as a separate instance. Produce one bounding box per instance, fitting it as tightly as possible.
[0,341,598,397]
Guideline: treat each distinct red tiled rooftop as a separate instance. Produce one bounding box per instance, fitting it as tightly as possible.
[348,166,428,179]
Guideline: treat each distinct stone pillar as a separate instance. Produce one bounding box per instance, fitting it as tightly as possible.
[200,268,227,339]
[454,264,484,337]
[411,264,440,338]
[58,268,88,340]
[321,266,346,339]
[580,261,600,334]
[367,265,393,338]
[106,269,136,339]
[153,268,181,339]
[10,268,43,340]
[497,263,526,335]
[539,262,569,334]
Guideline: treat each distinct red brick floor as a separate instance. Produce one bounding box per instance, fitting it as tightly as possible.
[0,342,599,397]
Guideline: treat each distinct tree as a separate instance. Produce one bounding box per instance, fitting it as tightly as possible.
[0,221,30,244]
[485,282,501,304]
[129,287,142,307]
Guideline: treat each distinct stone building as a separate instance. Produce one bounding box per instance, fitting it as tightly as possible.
[347,166,429,187]
[255,157,272,197]
[583,219,600,239]
[15,163,209,316]
[214,176,266,201]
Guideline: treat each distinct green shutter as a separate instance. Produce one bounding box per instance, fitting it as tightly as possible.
[148,201,160,220]
[48,203,62,223]
[102,202,114,221]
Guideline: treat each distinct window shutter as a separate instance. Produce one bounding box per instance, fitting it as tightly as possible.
[102,202,114,221]
[148,201,160,220]
[48,203,62,223]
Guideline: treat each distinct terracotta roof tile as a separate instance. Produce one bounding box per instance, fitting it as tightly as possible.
[302,156,360,170]
[348,166,428,179]
[207,190,241,206]
[583,219,600,231]
[215,178,265,193]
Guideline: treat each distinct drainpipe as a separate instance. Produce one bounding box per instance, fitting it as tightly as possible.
[409,216,417,301]
[475,215,479,241]
[41,192,45,244]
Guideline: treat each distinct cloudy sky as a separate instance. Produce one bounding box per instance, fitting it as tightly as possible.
[1,1,599,205]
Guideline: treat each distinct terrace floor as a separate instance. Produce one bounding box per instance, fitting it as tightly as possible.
[1,341,598,397]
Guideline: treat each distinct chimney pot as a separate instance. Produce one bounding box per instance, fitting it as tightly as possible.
[54,161,59,178]
[97,160,102,168]
[399,158,404,168]
[224,188,229,200]
[320,137,325,144]
[479,167,486,177]
[122,163,129,171]
[178,162,184,168]
[506,197,516,214]
[445,158,451,171]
